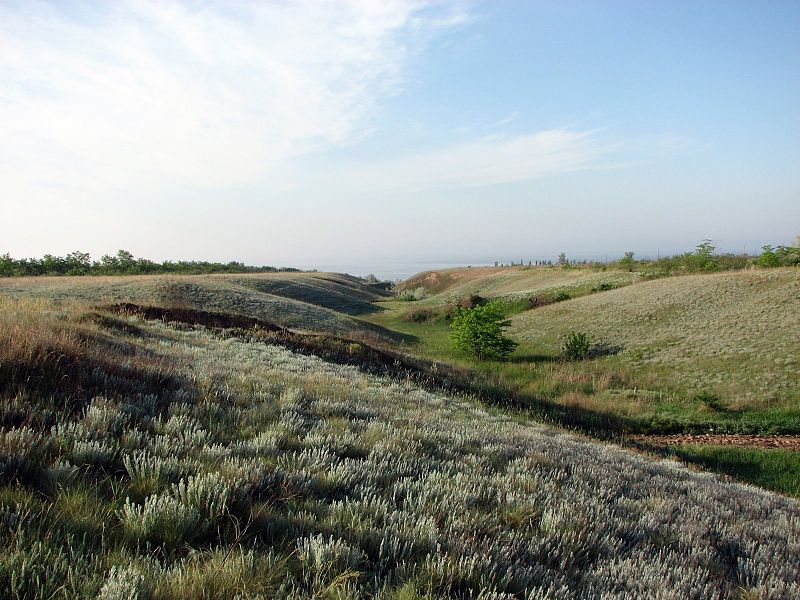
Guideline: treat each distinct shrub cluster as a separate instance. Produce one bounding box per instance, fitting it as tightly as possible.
[395,286,429,301]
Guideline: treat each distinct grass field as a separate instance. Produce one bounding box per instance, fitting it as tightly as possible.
[670,445,800,498]
[365,267,800,436]
[0,272,394,340]
[1,298,798,598]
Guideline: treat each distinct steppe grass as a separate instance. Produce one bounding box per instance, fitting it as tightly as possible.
[1,300,799,597]
[367,268,800,435]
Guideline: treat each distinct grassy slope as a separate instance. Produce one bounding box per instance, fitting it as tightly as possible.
[510,268,800,407]
[1,299,798,597]
[365,267,800,434]
[0,272,394,340]
[399,265,639,305]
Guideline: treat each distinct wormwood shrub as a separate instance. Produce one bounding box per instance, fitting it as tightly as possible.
[297,534,364,584]
[561,331,591,361]
[173,472,238,521]
[120,494,202,549]
[395,286,428,301]
[98,566,147,600]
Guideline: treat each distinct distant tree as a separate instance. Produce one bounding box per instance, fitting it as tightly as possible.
[557,252,568,267]
[65,251,91,275]
[449,301,518,361]
[689,240,719,272]
[618,251,636,272]
[759,244,800,268]
[758,245,781,268]
[364,273,379,283]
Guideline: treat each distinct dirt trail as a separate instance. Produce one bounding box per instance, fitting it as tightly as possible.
[636,434,800,451]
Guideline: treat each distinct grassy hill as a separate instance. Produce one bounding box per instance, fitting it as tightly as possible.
[0,272,393,340]
[1,298,798,598]
[365,267,800,435]
[510,268,800,408]
[397,265,639,304]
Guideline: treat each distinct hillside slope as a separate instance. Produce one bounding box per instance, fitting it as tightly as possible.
[1,300,798,598]
[0,272,390,338]
[398,265,639,304]
[511,268,800,406]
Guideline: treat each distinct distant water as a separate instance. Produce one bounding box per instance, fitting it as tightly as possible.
[303,260,493,282]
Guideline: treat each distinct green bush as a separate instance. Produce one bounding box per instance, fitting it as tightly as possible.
[561,331,591,361]
[553,290,573,302]
[449,301,518,361]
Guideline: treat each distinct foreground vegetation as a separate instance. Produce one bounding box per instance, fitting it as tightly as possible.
[1,298,798,598]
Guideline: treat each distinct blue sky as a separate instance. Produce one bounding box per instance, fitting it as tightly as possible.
[1,1,798,274]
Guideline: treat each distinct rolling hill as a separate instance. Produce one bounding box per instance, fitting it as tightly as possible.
[0,272,393,339]
[398,265,639,305]
[510,268,800,408]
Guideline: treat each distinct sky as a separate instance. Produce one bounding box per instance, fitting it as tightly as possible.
[2,0,799,276]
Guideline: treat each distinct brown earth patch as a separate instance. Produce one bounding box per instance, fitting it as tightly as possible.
[636,434,800,451]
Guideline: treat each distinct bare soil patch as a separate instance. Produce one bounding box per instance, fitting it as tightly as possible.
[637,434,800,450]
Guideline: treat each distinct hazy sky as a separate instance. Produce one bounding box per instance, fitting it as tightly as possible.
[2,0,799,271]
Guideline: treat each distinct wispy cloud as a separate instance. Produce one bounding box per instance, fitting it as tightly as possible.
[490,111,519,128]
[0,0,469,200]
[321,128,618,194]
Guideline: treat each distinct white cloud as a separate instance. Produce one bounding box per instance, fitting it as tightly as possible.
[319,128,618,194]
[0,0,468,201]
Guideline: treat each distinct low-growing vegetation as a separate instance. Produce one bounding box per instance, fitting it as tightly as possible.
[1,301,798,597]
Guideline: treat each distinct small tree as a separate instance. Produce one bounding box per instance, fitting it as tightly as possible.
[618,251,636,272]
[690,240,719,272]
[561,331,591,360]
[449,301,517,361]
